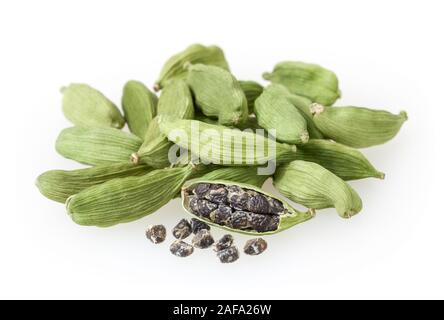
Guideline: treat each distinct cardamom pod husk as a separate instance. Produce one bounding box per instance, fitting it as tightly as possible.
[311,104,408,148]
[36,163,151,203]
[159,118,298,166]
[182,179,315,235]
[263,61,340,106]
[56,126,142,166]
[154,44,230,90]
[156,79,194,119]
[274,160,362,218]
[62,83,125,129]
[295,139,384,180]
[122,80,157,138]
[186,64,248,126]
[254,84,309,144]
[239,80,264,114]
[67,165,200,227]
[199,166,270,188]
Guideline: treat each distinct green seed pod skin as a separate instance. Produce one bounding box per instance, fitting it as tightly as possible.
[122,80,158,138]
[157,79,194,120]
[286,93,324,139]
[181,179,315,235]
[239,80,264,114]
[155,44,230,90]
[186,64,249,126]
[263,61,340,106]
[254,85,309,144]
[36,163,151,203]
[133,117,174,168]
[62,84,125,129]
[67,165,196,227]
[56,127,142,166]
[311,104,408,148]
[158,118,298,166]
[295,139,384,180]
[200,166,270,188]
[274,160,362,218]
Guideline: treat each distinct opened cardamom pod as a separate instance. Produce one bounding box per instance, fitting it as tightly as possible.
[182,179,315,235]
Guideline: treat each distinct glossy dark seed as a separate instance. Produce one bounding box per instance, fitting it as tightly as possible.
[247,193,270,214]
[214,234,234,252]
[205,185,228,204]
[209,204,232,225]
[229,192,249,211]
[146,225,166,244]
[268,198,285,215]
[172,219,192,239]
[248,213,279,232]
[244,238,268,255]
[192,229,215,249]
[170,240,194,257]
[230,211,249,229]
[194,183,210,198]
[217,246,239,263]
[191,218,210,234]
[189,197,199,213]
[196,199,218,218]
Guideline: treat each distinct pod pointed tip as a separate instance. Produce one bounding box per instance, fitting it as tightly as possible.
[153,83,161,92]
[400,110,408,121]
[262,72,272,80]
[378,172,386,180]
[130,153,140,164]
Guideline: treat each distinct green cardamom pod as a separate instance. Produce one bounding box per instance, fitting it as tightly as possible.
[239,80,264,114]
[56,126,142,166]
[154,44,230,91]
[181,179,315,235]
[295,139,384,180]
[159,118,298,166]
[195,112,262,131]
[286,93,324,139]
[67,165,198,227]
[200,166,270,188]
[36,163,151,203]
[274,160,362,218]
[131,117,173,168]
[61,83,125,129]
[122,80,157,138]
[263,61,340,106]
[311,104,408,148]
[254,84,309,144]
[186,64,249,126]
[157,79,194,119]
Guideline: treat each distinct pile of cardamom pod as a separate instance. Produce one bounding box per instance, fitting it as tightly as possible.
[36,43,407,237]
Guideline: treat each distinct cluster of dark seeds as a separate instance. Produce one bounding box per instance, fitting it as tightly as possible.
[146,225,166,244]
[147,220,268,262]
[186,183,285,232]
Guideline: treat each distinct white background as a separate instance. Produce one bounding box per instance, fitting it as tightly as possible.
[2,0,444,299]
